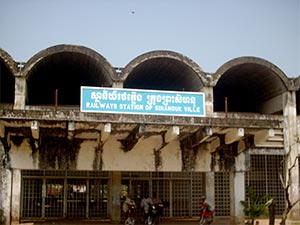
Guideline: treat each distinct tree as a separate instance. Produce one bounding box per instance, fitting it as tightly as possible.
[240,186,273,225]
[279,154,300,225]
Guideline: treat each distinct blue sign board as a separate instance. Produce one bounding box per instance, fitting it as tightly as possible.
[80,87,206,117]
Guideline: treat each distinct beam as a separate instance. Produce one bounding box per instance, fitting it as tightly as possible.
[183,126,213,149]
[0,109,284,129]
[118,126,141,151]
[201,127,213,143]
[224,128,244,144]
[67,121,75,140]
[165,126,180,143]
[30,121,39,140]
[68,121,75,131]
[253,128,275,146]
[0,124,10,150]
[208,137,220,152]
[0,124,5,138]
[101,123,111,142]
[237,139,246,154]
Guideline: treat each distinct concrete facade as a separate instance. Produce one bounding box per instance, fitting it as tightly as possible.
[0,45,300,224]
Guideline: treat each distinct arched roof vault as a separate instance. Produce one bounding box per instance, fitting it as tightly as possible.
[24,44,117,82]
[293,76,300,90]
[213,56,289,90]
[120,50,207,92]
[213,57,289,113]
[23,44,117,105]
[0,48,16,104]
[0,48,18,75]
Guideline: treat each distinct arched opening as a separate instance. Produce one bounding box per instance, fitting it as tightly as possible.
[214,58,288,114]
[0,59,15,104]
[26,46,115,106]
[122,51,205,92]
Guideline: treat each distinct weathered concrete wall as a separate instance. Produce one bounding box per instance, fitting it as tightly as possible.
[0,169,11,225]
[10,138,37,169]
[195,145,212,171]
[11,170,21,225]
[103,135,156,171]
[6,133,217,172]
[77,140,98,170]
[160,141,182,171]
[0,140,12,225]
[102,135,183,171]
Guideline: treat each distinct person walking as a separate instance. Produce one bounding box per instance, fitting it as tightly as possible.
[122,193,136,224]
[140,192,152,224]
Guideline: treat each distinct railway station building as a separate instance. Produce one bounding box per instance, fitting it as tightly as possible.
[0,44,299,224]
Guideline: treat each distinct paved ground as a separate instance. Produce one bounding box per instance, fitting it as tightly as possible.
[23,218,285,225]
[28,218,227,225]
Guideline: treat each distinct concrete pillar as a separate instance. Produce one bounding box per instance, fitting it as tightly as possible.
[112,82,123,88]
[201,86,214,116]
[283,91,300,222]
[205,172,215,210]
[230,151,248,225]
[230,171,245,225]
[0,169,12,225]
[225,128,244,145]
[14,76,26,110]
[110,171,121,223]
[11,170,21,225]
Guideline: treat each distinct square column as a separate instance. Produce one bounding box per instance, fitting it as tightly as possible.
[14,76,26,110]
[230,171,245,225]
[0,169,12,225]
[205,172,215,210]
[109,171,121,223]
[230,151,248,225]
[283,91,300,222]
[11,169,21,225]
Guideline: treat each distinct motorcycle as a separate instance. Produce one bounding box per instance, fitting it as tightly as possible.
[124,204,136,225]
[146,203,164,225]
[199,206,214,225]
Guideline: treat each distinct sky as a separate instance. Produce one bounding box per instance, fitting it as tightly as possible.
[0,0,299,77]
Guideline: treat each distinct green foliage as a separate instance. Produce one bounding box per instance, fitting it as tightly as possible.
[240,186,273,225]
